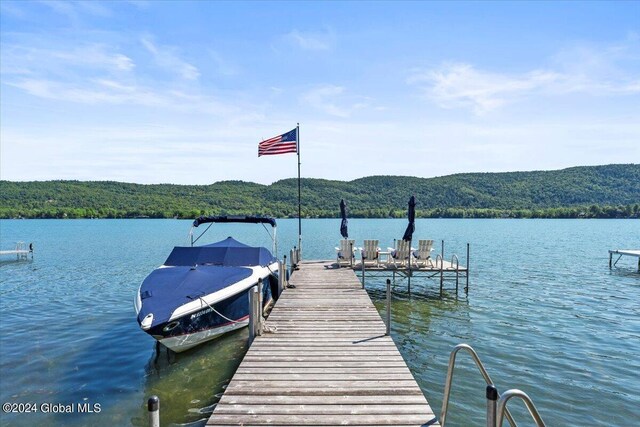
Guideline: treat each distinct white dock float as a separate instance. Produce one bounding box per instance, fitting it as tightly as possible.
[609,249,640,271]
[0,242,33,260]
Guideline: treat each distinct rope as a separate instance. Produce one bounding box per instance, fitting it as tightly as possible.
[262,323,278,333]
[198,297,245,324]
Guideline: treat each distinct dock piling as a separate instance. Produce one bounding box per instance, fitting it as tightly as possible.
[350,241,354,268]
[248,285,259,343]
[277,261,284,297]
[147,396,159,427]
[466,243,470,293]
[386,279,391,336]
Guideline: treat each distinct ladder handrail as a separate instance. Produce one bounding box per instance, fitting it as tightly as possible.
[440,344,517,427]
[497,389,546,427]
[451,254,459,270]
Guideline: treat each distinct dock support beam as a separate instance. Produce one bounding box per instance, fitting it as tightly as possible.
[361,258,366,289]
[248,285,261,343]
[440,240,445,297]
[385,279,391,336]
[407,251,411,294]
[466,243,470,293]
[277,260,284,297]
[609,251,612,269]
[350,241,354,268]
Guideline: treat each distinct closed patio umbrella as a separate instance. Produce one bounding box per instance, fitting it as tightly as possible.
[402,195,416,242]
[340,199,348,239]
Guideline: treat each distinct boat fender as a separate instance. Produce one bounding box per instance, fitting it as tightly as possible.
[141,313,154,330]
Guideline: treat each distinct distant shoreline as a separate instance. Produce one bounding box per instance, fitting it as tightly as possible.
[2,208,638,220]
[2,164,639,220]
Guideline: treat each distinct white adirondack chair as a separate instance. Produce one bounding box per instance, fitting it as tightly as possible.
[413,239,434,267]
[335,239,355,266]
[388,239,412,268]
[361,240,380,267]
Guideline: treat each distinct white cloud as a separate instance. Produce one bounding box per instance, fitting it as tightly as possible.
[5,77,249,118]
[1,43,135,75]
[409,63,561,114]
[208,50,238,76]
[410,39,640,115]
[284,29,334,51]
[300,85,371,118]
[141,37,200,80]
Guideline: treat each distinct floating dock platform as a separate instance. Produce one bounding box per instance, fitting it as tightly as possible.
[0,242,32,260]
[207,260,440,426]
[609,249,640,272]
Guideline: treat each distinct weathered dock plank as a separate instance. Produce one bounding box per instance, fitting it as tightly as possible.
[207,260,440,426]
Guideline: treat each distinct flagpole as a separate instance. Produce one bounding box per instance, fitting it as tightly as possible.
[296,123,302,258]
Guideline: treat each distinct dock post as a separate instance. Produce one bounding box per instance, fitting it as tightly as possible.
[147,396,160,427]
[248,286,258,343]
[486,385,498,427]
[466,243,470,293]
[277,261,284,297]
[442,239,445,261]
[350,241,354,268]
[609,251,612,269]
[283,255,288,288]
[407,244,412,294]
[385,279,391,336]
[440,258,444,297]
[257,278,263,336]
[361,257,365,289]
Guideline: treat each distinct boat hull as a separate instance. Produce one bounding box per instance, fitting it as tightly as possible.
[141,273,277,353]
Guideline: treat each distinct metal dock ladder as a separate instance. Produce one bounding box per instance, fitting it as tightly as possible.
[440,344,546,427]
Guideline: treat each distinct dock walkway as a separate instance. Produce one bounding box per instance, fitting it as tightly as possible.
[207,260,439,426]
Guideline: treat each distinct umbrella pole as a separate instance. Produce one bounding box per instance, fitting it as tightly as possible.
[407,238,411,294]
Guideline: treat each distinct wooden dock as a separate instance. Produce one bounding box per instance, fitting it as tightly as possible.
[207,260,440,426]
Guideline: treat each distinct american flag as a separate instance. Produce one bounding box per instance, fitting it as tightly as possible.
[258,128,298,157]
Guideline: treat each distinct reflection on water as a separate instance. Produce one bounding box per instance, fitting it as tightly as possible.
[134,329,248,427]
[1,218,639,426]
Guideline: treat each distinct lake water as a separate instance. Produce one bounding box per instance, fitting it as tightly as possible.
[0,219,638,426]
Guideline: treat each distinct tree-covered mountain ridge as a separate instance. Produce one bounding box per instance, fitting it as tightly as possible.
[1,164,639,219]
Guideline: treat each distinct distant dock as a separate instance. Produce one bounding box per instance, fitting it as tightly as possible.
[0,242,33,260]
[609,249,640,272]
[206,260,440,426]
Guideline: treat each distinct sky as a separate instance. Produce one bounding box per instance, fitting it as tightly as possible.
[1,1,639,185]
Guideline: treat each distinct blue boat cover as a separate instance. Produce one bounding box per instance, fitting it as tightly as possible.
[138,237,276,327]
[165,237,276,267]
[137,265,253,326]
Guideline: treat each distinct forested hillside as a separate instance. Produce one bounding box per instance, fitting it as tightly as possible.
[1,164,639,219]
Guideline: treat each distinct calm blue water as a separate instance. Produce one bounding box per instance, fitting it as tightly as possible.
[0,219,638,426]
